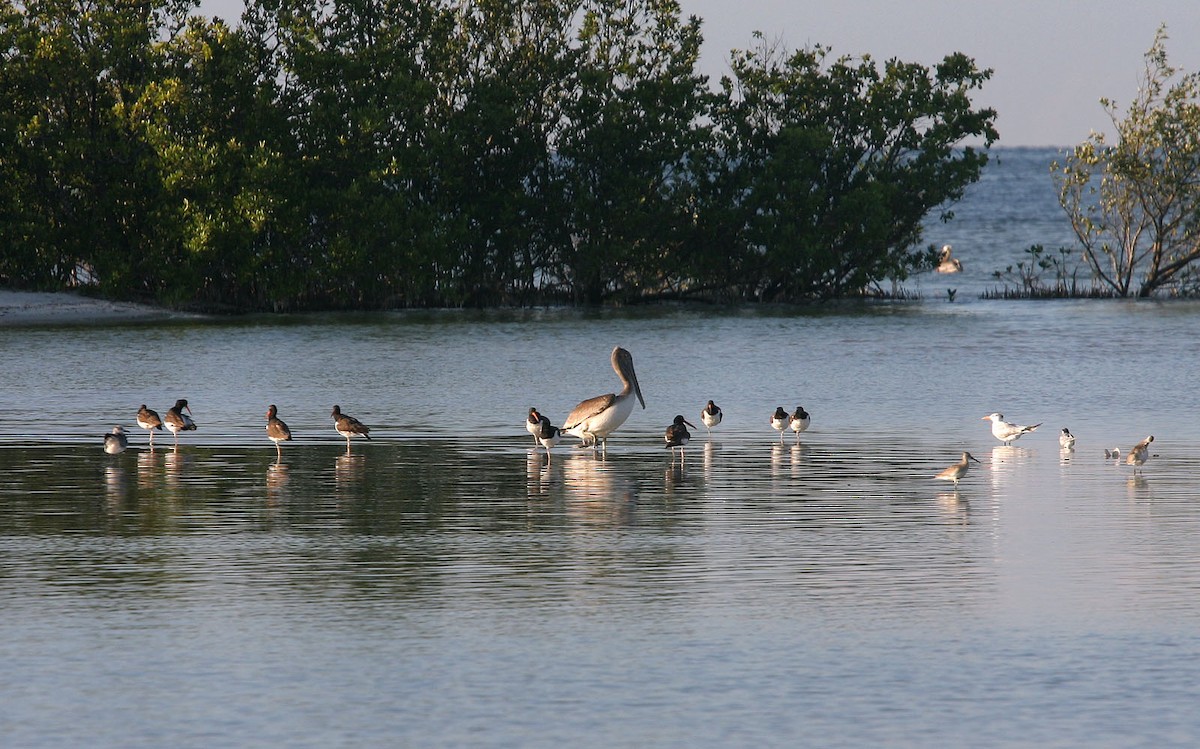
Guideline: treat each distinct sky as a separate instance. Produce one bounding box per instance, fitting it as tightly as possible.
[196,0,1200,147]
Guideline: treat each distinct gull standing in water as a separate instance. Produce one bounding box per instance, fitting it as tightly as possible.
[983,412,1041,445]
[526,408,548,447]
[163,399,197,448]
[331,405,371,453]
[700,400,722,439]
[770,407,788,444]
[562,346,645,452]
[1059,428,1076,449]
[1126,435,1154,474]
[137,404,163,448]
[789,406,811,444]
[103,425,128,455]
[266,404,292,459]
[935,452,981,487]
[664,415,695,463]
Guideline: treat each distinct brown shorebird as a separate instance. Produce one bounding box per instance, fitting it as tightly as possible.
[935,452,982,488]
[1126,435,1154,474]
[163,398,197,448]
[266,405,292,459]
[331,405,370,453]
[137,404,163,448]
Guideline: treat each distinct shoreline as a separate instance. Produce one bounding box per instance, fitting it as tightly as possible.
[0,289,184,326]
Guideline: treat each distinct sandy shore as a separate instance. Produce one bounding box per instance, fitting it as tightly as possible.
[0,289,184,326]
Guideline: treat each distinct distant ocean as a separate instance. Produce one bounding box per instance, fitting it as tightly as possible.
[917,146,1077,300]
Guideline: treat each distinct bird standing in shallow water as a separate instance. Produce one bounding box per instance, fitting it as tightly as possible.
[526,408,548,447]
[983,412,1041,444]
[700,400,722,439]
[536,419,562,466]
[936,244,963,273]
[562,346,645,452]
[137,404,163,448]
[103,425,128,455]
[664,415,696,463]
[935,451,981,487]
[770,407,788,444]
[331,405,371,453]
[1059,428,1076,449]
[163,399,197,448]
[1126,435,1154,474]
[266,405,292,459]
[789,406,811,444]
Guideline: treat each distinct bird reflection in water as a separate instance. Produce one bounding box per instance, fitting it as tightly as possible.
[335,453,366,492]
[562,454,638,526]
[267,461,289,505]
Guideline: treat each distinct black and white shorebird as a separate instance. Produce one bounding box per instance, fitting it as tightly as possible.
[562,346,645,452]
[103,425,128,455]
[770,407,789,444]
[331,405,371,453]
[1126,435,1154,474]
[935,451,981,488]
[789,406,811,444]
[700,400,722,439]
[1059,427,1076,449]
[163,399,197,448]
[266,404,292,459]
[137,404,163,448]
[536,419,563,466]
[983,412,1041,445]
[664,415,696,463]
[526,407,549,447]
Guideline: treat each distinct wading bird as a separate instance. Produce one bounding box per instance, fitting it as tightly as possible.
[331,405,371,453]
[789,406,811,444]
[137,404,163,448]
[770,407,788,444]
[103,425,128,455]
[983,412,1041,444]
[1059,427,1076,449]
[664,415,695,463]
[562,347,645,452]
[1126,435,1154,474]
[164,399,197,448]
[266,405,292,459]
[700,400,722,439]
[935,451,981,487]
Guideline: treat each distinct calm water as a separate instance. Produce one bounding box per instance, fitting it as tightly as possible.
[5,149,1200,748]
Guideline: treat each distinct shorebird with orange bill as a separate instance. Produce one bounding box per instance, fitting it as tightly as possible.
[526,407,549,447]
[935,451,981,487]
[664,415,695,463]
[137,404,163,448]
[163,399,197,448]
[789,406,811,444]
[700,400,722,439]
[266,404,292,459]
[536,419,563,466]
[983,412,1041,444]
[331,405,371,453]
[562,346,645,452]
[770,407,788,443]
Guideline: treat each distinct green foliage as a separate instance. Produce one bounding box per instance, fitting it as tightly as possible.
[1054,25,1200,298]
[0,0,997,310]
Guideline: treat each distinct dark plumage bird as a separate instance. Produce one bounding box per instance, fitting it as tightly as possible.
[770,407,788,444]
[536,419,563,466]
[163,399,197,447]
[789,406,811,444]
[700,400,722,439]
[526,407,548,447]
[266,404,292,459]
[331,405,371,453]
[137,404,163,447]
[103,425,128,455]
[664,414,696,463]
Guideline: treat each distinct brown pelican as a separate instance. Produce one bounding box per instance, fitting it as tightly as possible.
[1126,435,1154,474]
[103,425,128,455]
[770,407,788,443]
[563,347,645,451]
[331,405,370,453]
[789,406,811,444]
[982,412,1041,444]
[664,415,696,463]
[137,404,163,448]
[935,452,981,487]
[266,405,292,459]
[936,244,963,273]
[700,400,722,439]
[163,399,197,447]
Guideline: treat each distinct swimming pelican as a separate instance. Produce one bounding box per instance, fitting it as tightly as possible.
[1059,427,1076,449]
[103,425,128,455]
[526,407,548,447]
[664,415,695,463]
[1126,435,1154,474]
[770,407,788,443]
[266,404,292,459]
[936,244,962,273]
[331,405,371,453]
[562,346,645,452]
[163,399,197,447]
[935,451,981,487]
[789,406,811,444]
[137,404,163,447]
[700,400,722,439]
[983,412,1041,444]
[536,419,562,465]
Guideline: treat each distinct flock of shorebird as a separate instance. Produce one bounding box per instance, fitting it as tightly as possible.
[100,345,1157,487]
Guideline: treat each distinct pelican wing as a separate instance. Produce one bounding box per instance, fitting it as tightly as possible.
[564,393,616,430]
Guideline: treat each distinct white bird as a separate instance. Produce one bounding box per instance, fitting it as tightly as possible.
[563,346,645,452]
[1059,427,1076,449]
[1104,447,1120,460]
[103,425,128,455]
[700,400,722,439]
[983,412,1042,444]
[789,406,810,444]
[935,451,981,487]
[936,244,963,273]
[770,407,788,444]
[1126,435,1154,473]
